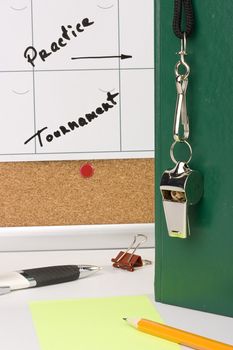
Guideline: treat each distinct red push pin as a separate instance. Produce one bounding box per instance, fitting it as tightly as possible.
[80,163,95,178]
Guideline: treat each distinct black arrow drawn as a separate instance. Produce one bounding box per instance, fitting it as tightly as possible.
[71,54,132,60]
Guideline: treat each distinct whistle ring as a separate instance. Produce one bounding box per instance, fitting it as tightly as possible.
[170,140,192,164]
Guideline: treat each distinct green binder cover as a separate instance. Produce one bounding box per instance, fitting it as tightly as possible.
[155,0,233,317]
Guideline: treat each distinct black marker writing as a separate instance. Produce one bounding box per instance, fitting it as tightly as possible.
[24,127,48,147]
[71,54,132,61]
[24,18,94,67]
[24,92,119,147]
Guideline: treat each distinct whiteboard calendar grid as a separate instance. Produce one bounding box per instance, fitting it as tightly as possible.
[0,0,154,161]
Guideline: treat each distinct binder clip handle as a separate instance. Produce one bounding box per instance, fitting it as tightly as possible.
[111,234,152,272]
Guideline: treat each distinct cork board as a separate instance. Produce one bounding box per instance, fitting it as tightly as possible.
[0,159,154,227]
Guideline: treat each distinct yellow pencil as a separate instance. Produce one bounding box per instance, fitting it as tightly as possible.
[124,318,233,350]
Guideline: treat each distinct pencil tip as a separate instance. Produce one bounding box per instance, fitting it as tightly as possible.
[123,317,127,321]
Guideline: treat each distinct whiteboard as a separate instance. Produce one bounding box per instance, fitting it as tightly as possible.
[0,0,154,161]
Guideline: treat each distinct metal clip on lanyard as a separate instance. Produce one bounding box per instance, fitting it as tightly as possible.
[173,33,190,143]
[171,33,192,164]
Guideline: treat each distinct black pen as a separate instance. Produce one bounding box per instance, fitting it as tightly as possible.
[0,265,101,295]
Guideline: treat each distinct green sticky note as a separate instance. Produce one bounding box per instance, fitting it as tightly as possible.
[30,295,180,350]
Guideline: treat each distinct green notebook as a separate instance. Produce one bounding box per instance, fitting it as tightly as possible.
[155,0,233,317]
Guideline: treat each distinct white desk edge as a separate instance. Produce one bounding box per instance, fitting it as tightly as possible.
[0,225,232,350]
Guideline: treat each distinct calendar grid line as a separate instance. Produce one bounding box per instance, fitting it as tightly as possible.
[117,0,122,152]
[0,149,154,157]
[0,68,154,74]
[30,0,37,154]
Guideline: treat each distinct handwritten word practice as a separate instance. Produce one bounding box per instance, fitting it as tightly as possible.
[24,91,119,147]
[24,18,94,67]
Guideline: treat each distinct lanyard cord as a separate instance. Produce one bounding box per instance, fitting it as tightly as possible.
[173,0,194,39]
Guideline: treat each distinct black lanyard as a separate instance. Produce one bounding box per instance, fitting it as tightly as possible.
[173,0,194,39]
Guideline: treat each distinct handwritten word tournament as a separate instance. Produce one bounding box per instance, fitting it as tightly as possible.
[24,91,119,147]
[24,17,94,67]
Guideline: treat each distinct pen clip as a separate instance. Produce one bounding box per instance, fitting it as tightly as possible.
[0,286,11,295]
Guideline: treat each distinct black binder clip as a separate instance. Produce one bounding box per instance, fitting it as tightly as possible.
[111,234,152,272]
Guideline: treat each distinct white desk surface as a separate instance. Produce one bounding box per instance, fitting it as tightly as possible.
[0,248,232,350]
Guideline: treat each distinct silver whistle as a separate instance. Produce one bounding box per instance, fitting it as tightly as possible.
[160,161,203,238]
[160,34,203,238]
